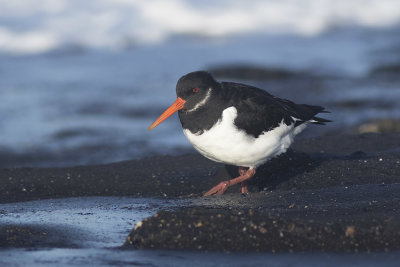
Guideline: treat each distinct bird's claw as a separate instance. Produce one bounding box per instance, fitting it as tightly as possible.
[203,181,230,196]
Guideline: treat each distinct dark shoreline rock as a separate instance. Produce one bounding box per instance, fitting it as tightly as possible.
[1,133,399,204]
[124,133,400,252]
[0,224,84,248]
[1,133,400,252]
[369,63,400,77]
[125,183,400,252]
[0,154,218,203]
[126,204,400,252]
[351,119,400,134]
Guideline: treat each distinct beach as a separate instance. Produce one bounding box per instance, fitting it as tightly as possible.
[1,1,400,265]
[1,133,399,257]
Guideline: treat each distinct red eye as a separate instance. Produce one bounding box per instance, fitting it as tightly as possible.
[193,88,199,93]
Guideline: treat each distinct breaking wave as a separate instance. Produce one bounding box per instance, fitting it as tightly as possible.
[1,0,400,54]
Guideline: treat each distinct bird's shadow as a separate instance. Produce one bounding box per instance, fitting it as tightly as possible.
[218,149,326,192]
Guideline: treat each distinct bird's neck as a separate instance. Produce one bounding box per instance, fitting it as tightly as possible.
[178,96,229,135]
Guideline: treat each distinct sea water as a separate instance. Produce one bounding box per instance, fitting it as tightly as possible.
[0,0,400,167]
[1,197,399,267]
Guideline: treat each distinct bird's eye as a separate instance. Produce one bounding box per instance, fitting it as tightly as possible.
[193,88,199,93]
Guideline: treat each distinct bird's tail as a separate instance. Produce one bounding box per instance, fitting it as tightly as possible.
[304,105,332,125]
[309,116,331,125]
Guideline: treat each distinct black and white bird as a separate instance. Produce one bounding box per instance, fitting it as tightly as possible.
[149,71,330,196]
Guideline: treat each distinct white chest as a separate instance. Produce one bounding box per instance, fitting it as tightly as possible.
[183,107,306,168]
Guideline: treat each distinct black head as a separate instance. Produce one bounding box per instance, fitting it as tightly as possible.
[176,71,219,111]
[148,71,220,131]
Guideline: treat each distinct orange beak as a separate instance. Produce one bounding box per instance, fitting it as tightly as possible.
[148,97,186,130]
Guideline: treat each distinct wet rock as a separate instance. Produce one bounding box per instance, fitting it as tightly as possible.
[332,100,396,110]
[0,225,82,248]
[126,195,400,252]
[53,128,101,140]
[125,183,400,252]
[1,133,399,203]
[351,119,400,134]
[123,133,400,252]
[1,133,400,252]
[0,154,218,203]
[369,64,400,77]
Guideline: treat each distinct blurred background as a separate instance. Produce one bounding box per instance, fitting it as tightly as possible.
[0,0,399,168]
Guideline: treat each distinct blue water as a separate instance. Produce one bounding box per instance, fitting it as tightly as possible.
[1,27,400,167]
[1,197,399,267]
[1,248,399,267]
[1,1,400,168]
[0,197,174,247]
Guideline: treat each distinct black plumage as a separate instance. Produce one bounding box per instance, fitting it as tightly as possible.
[150,70,331,196]
[177,71,330,138]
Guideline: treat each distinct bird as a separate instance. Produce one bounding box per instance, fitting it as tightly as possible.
[149,71,330,196]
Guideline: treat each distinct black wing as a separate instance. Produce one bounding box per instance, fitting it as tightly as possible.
[221,82,330,138]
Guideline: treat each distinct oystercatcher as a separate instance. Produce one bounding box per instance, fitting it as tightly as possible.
[149,71,330,196]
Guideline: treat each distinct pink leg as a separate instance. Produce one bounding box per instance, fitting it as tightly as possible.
[203,167,256,196]
[239,167,249,194]
[241,182,248,194]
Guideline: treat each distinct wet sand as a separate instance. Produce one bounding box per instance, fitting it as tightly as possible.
[1,133,400,252]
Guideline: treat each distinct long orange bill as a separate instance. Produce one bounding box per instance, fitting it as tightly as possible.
[148,97,186,130]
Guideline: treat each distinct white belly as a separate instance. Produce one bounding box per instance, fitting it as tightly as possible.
[183,107,306,168]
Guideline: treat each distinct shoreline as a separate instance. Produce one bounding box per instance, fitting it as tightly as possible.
[1,133,400,252]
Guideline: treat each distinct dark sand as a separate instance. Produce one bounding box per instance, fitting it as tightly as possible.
[0,224,85,248]
[1,133,399,251]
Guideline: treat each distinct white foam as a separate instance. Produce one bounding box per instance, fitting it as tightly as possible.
[1,0,400,54]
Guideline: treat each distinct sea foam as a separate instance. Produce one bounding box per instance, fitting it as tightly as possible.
[1,0,400,54]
